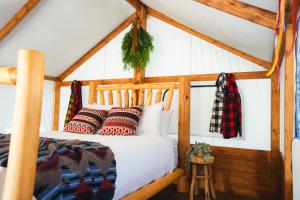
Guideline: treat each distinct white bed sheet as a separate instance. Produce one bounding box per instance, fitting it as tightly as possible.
[293,138,300,200]
[0,131,178,200]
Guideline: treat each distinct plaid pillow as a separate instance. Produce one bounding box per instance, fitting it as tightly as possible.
[64,108,108,134]
[98,107,143,136]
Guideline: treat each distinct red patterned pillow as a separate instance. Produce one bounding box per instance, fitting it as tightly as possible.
[98,107,143,136]
[64,108,108,134]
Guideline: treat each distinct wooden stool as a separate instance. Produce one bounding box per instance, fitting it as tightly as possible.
[189,156,216,200]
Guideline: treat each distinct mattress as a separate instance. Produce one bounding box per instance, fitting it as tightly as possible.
[293,138,300,200]
[0,131,178,200]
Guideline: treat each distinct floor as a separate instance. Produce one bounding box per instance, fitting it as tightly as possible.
[150,185,256,200]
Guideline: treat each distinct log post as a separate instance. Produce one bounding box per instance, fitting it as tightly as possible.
[2,49,45,200]
[177,76,191,192]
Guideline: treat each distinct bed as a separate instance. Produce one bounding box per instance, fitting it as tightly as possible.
[0,61,186,200]
[0,131,178,200]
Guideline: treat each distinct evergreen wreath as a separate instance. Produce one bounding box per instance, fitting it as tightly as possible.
[121,19,154,70]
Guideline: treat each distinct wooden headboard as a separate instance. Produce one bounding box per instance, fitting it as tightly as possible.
[88,83,178,111]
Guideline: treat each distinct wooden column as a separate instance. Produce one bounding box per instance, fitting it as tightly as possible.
[177,76,191,193]
[2,49,45,200]
[52,81,61,130]
[284,23,294,200]
[88,81,97,104]
[134,6,147,83]
[271,72,281,200]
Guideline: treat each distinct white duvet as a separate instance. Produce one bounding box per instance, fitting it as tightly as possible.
[0,131,177,200]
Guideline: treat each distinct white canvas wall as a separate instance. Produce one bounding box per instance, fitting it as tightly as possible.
[0,80,54,133]
[60,16,271,150]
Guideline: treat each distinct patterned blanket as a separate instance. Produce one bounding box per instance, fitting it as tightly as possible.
[0,134,117,200]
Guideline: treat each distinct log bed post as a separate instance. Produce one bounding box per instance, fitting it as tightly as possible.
[88,81,97,104]
[2,49,45,200]
[177,76,191,192]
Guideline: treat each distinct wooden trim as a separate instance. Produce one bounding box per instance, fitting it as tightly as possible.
[147,8,272,69]
[0,0,40,42]
[121,168,184,200]
[60,71,269,87]
[58,13,136,81]
[60,78,134,87]
[52,81,60,130]
[2,49,44,200]
[194,0,276,29]
[177,77,191,192]
[44,76,59,81]
[284,23,294,200]
[271,72,281,200]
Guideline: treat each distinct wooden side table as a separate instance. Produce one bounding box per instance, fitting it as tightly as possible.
[189,156,216,200]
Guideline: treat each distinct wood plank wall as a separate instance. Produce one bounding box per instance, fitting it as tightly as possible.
[210,147,273,200]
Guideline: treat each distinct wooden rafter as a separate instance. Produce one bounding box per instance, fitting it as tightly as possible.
[0,0,40,42]
[125,0,144,11]
[194,0,277,29]
[147,8,272,69]
[58,13,136,81]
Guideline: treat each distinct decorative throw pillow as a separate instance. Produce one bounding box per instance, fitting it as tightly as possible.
[98,106,143,136]
[64,108,108,134]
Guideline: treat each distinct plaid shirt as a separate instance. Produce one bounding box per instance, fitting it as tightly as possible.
[221,74,242,139]
[209,73,227,133]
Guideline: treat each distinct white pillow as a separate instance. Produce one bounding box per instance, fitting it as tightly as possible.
[160,110,173,137]
[85,104,114,110]
[137,102,164,135]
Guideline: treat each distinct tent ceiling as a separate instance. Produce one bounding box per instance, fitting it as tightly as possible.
[0,0,134,76]
[0,0,277,77]
[0,0,27,28]
[141,0,276,62]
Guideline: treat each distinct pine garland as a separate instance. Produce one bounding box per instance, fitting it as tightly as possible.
[122,26,154,70]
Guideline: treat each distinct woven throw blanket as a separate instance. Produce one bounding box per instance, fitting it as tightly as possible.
[0,134,116,200]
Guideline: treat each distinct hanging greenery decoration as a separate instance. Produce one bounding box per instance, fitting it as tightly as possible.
[121,18,154,71]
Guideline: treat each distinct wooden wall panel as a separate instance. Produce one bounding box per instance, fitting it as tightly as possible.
[205,146,274,200]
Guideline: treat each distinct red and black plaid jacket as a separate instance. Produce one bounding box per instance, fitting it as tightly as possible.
[221,74,242,139]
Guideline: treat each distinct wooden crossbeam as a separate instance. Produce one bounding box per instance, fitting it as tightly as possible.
[0,0,40,42]
[147,8,272,69]
[194,0,277,29]
[58,13,136,81]
[0,66,58,84]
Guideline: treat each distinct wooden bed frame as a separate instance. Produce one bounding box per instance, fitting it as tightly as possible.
[89,82,186,199]
[0,49,45,200]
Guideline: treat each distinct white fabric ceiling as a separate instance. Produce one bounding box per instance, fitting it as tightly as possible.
[0,0,134,76]
[141,0,276,62]
[0,0,27,28]
[0,0,277,77]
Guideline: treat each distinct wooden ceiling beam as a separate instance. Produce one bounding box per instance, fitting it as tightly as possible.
[125,0,144,11]
[58,13,136,81]
[147,8,271,69]
[194,0,277,29]
[0,0,40,43]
